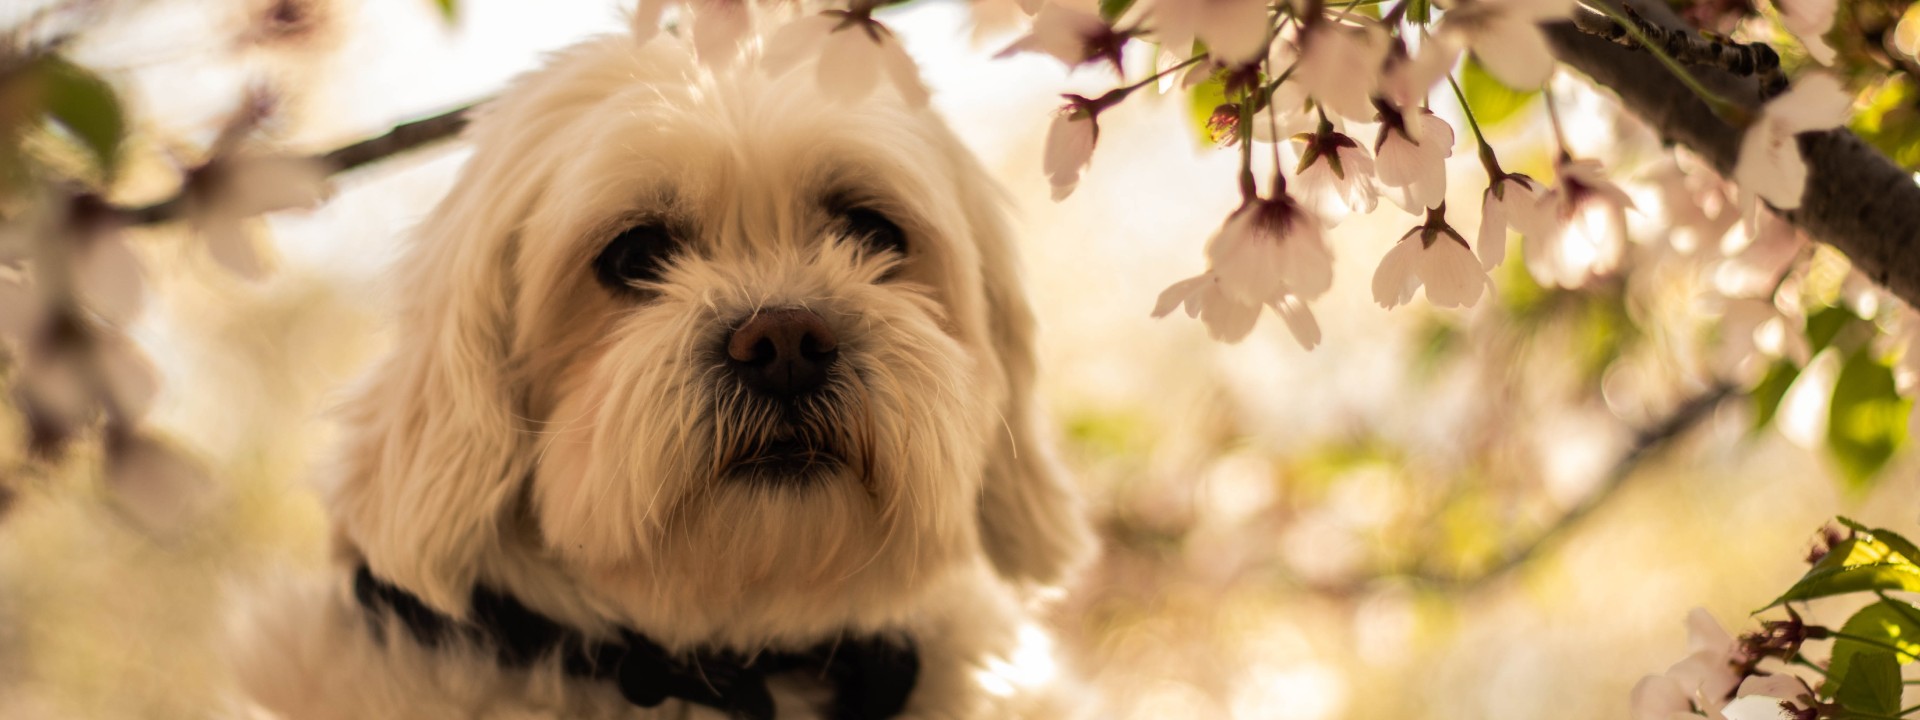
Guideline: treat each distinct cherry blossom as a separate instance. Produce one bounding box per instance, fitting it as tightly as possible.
[191,155,330,280]
[1378,39,1462,134]
[1136,0,1270,65]
[1294,21,1390,123]
[1293,129,1380,224]
[1733,73,1851,211]
[1433,0,1577,89]
[1476,173,1549,270]
[1000,1,1129,73]
[1778,0,1837,65]
[1374,107,1455,212]
[1207,194,1334,303]
[1043,96,1104,201]
[1527,156,1634,288]
[1372,207,1490,309]
[689,0,752,66]
[764,13,930,108]
[1153,272,1263,342]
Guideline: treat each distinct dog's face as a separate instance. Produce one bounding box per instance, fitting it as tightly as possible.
[331,33,1090,644]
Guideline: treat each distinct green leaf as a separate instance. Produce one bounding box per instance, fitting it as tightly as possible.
[433,0,457,23]
[1805,305,1864,355]
[1763,532,1920,609]
[1835,651,1901,716]
[38,55,123,178]
[1826,349,1910,491]
[1186,69,1231,148]
[1750,359,1800,432]
[1836,518,1920,562]
[1098,0,1136,22]
[1460,56,1538,118]
[1826,599,1920,699]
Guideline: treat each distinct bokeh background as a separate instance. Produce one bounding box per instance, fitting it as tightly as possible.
[2,1,1916,718]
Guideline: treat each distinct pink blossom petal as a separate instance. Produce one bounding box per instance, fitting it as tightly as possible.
[0,266,43,341]
[630,0,676,43]
[205,221,269,280]
[98,336,159,421]
[877,31,931,107]
[1478,186,1509,270]
[1721,695,1795,720]
[690,0,751,67]
[1268,294,1321,350]
[1417,237,1489,308]
[817,25,885,103]
[1371,232,1422,308]
[108,435,214,538]
[1193,0,1270,64]
[1468,16,1555,88]
[1043,112,1098,201]
[1153,274,1211,318]
[79,234,144,325]
[1630,674,1691,720]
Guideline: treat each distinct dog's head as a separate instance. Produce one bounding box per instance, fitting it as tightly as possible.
[330,31,1090,643]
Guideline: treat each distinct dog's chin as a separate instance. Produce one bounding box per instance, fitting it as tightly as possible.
[722,437,847,488]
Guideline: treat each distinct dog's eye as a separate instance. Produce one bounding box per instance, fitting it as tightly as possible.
[842,208,907,256]
[593,223,677,292]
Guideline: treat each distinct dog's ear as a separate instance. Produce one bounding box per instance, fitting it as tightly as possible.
[328,45,638,614]
[329,159,532,615]
[955,158,1097,590]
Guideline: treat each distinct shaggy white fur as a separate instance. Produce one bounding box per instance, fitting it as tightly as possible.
[238,20,1092,720]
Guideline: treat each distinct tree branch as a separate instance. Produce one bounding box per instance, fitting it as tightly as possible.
[1546,7,1920,310]
[123,103,476,227]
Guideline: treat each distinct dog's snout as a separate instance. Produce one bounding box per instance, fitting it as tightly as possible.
[726,308,839,397]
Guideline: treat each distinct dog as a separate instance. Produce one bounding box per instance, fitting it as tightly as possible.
[236,14,1093,720]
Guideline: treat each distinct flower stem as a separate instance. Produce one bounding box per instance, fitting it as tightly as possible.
[1446,73,1504,180]
[1542,90,1570,161]
[1790,653,1828,675]
[1576,0,1739,121]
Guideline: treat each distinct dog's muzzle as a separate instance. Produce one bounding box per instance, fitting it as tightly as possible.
[719,307,852,484]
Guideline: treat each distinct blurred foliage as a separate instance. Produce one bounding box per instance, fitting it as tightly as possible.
[1458,56,1536,128]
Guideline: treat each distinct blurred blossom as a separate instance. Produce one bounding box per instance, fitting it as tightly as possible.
[1153,272,1263,343]
[193,155,331,280]
[764,13,931,108]
[1777,0,1836,65]
[1432,0,1575,89]
[1294,22,1388,123]
[1228,661,1347,720]
[1713,211,1804,298]
[0,265,40,342]
[1777,349,1839,449]
[1641,157,1737,256]
[1528,157,1633,289]
[1733,74,1850,211]
[1280,509,1364,584]
[78,235,146,325]
[106,435,214,538]
[1374,109,1454,212]
[689,0,752,66]
[1378,39,1460,128]
[1294,130,1380,223]
[1136,0,1269,65]
[1476,173,1548,270]
[1201,453,1276,527]
[999,1,1126,72]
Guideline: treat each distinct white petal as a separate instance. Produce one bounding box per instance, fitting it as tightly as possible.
[1043,113,1097,201]
[1199,288,1261,342]
[1735,123,1808,210]
[630,0,676,44]
[1721,696,1795,720]
[876,31,931,107]
[1780,0,1837,65]
[1277,220,1334,299]
[1736,674,1806,701]
[219,156,329,217]
[1194,0,1270,64]
[762,15,836,73]
[1771,73,1851,133]
[1684,608,1736,656]
[98,336,158,421]
[1374,134,1423,189]
[1468,17,1555,89]
[1268,294,1321,350]
[205,220,269,280]
[79,234,144,325]
[817,26,885,103]
[1371,234,1422,308]
[0,266,44,341]
[1478,186,1509,269]
[1153,274,1210,317]
[690,0,751,67]
[1416,238,1489,308]
[1630,675,1691,720]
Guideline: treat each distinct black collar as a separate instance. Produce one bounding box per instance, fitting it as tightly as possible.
[351,566,919,720]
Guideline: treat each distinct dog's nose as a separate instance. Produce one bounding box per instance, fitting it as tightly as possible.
[726,308,839,397]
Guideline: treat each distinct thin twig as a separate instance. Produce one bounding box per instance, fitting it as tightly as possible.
[123,103,478,227]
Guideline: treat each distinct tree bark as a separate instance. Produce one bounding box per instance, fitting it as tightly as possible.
[1544,9,1920,309]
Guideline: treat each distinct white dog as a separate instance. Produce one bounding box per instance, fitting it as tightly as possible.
[238,16,1093,720]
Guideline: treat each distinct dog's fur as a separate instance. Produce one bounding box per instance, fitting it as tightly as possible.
[237,21,1092,720]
